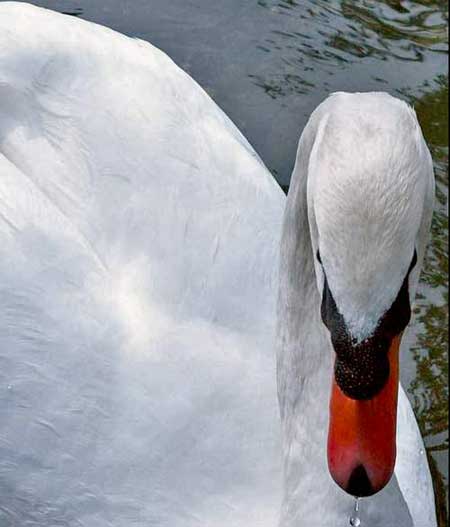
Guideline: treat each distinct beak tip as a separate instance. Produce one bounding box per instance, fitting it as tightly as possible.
[344,464,376,498]
[329,462,394,498]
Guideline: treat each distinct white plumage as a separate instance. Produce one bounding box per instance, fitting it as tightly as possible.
[0,3,436,526]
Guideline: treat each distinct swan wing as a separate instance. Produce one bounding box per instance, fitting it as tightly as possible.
[0,3,284,525]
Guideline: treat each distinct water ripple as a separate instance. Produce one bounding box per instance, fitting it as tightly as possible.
[252,0,448,98]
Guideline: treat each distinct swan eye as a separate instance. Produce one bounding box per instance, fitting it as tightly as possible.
[374,248,417,338]
[316,250,322,265]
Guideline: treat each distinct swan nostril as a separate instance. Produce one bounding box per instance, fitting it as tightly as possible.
[346,465,375,497]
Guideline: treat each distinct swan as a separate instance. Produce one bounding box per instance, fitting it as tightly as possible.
[276,93,437,526]
[0,3,437,526]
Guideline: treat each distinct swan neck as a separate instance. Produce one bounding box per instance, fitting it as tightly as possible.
[276,110,332,416]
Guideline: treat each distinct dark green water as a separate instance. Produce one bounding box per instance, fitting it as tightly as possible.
[407,74,448,526]
[5,0,449,523]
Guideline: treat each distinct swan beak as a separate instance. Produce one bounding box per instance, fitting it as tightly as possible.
[327,334,401,497]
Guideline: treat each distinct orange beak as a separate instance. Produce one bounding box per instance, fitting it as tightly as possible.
[327,334,401,497]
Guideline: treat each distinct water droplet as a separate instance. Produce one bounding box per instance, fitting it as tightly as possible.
[7,385,12,390]
[420,449,424,455]
[349,497,361,526]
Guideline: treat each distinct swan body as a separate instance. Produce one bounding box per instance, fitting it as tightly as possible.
[0,3,437,526]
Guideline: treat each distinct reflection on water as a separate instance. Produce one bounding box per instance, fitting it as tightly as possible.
[251,0,447,98]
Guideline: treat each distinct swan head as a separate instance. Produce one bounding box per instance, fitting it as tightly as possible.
[307,93,434,497]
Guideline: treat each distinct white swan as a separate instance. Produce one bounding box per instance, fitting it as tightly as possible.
[0,3,437,526]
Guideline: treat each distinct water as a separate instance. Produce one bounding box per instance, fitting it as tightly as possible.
[5,0,449,524]
[349,498,361,526]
